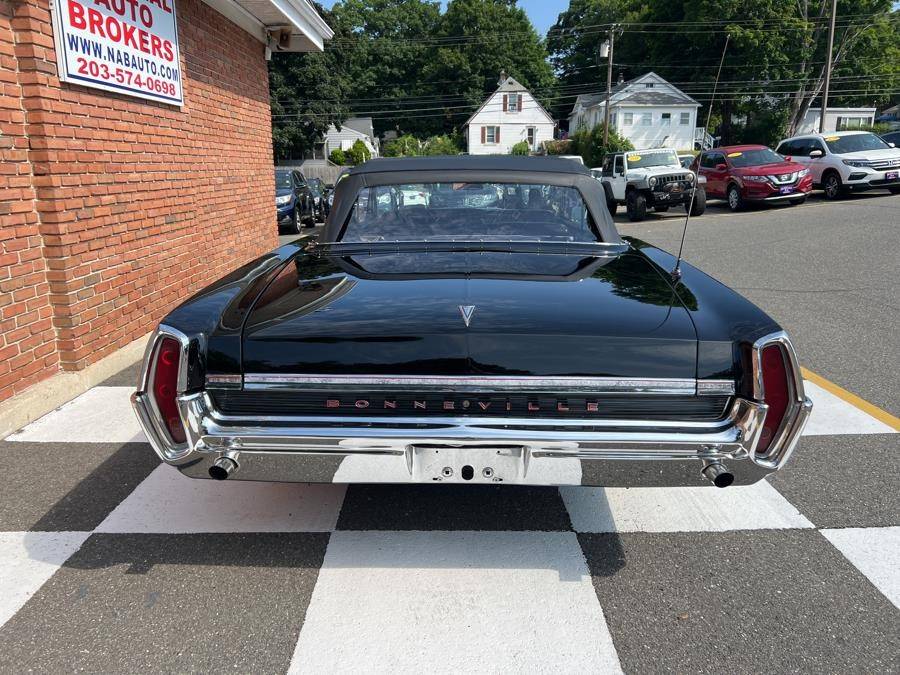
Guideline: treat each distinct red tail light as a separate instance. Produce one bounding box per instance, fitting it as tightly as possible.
[757,344,790,455]
[152,337,186,444]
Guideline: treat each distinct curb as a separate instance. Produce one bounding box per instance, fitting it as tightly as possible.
[0,332,151,440]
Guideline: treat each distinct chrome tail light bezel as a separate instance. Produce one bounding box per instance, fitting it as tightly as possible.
[749,330,811,468]
[135,324,194,462]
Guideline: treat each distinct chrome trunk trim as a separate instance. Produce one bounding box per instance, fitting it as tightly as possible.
[240,374,735,396]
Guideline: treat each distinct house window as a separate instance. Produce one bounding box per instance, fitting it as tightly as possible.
[645,83,654,88]
[610,112,617,126]
[506,93,520,113]
[836,116,866,130]
[483,126,500,144]
[623,112,633,125]
[526,126,536,148]
[680,112,690,125]
[640,112,652,126]
[661,113,671,126]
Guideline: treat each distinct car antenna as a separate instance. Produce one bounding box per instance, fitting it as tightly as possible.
[671,35,730,282]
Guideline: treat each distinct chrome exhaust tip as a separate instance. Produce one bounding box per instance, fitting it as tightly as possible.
[209,456,238,480]
[701,461,734,488]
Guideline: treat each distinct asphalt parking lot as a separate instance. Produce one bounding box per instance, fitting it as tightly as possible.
[1,192,897,673]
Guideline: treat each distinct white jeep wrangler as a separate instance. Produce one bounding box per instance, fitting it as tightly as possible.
[592,148,706,222]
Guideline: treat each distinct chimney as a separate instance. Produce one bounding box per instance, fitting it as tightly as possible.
[499,69,508,85]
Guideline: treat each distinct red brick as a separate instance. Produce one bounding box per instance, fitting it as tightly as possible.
[0,0,277,403]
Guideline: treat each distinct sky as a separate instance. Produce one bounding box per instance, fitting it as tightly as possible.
[318,1,568,35]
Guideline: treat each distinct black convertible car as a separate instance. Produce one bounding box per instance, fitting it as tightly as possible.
[133,156,811,488]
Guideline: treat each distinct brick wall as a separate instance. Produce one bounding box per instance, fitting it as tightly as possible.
[0,0,278,402]
[1,0,58,400]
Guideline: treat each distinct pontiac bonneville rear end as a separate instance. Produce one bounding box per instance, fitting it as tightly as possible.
[133,156,811,488]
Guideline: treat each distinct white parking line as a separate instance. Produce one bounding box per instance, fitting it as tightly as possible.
[803,381,897,435]
[96,464,346,533]
[8,387,144,444]
[561,480,813,533]
[821,527,900,610]
[0,531,90,628]
[289,531,623,674]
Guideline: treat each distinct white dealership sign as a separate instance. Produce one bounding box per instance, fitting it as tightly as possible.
[51,0,183,106]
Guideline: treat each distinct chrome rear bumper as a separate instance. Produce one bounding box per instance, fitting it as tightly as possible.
[132,389,812,487]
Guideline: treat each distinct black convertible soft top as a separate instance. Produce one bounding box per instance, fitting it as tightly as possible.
[325,155,621,244]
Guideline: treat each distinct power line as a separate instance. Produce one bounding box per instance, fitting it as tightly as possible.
[324,13,895,48]
[274,74,892,108]
[271,86,897,121]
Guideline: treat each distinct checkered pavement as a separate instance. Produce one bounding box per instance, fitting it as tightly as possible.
[0,363,897,673]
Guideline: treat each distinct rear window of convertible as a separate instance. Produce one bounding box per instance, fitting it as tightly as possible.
[340,182,600,243]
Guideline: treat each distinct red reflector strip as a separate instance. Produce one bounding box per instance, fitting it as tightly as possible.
[152,337,186,444]
[757,344,789,455]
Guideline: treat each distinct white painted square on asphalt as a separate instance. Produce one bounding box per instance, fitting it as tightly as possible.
[96,464,346,533]
[821,526,900,610]
[0,531,90,628]
[8,387,145,443]
[560,480,813,533]
[802,380,896,436]
[288,531,623,674]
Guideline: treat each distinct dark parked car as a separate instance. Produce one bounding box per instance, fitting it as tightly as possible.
[133,156,811,489]
[275,168,316,233]
[694,145,813,210]
[881,130,900,148]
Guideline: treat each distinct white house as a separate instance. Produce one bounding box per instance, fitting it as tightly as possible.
[322,117,380,158]
[795,107,877,134]
[569,72,702,150]
[465,73,556,155]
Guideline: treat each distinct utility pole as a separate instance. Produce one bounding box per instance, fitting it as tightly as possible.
[602,26,616,147]
[819,0,838,133]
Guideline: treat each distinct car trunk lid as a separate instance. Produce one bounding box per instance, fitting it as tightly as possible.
[240,251,698,379]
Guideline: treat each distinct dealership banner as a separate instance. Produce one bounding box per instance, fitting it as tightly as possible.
[51,0,183,106]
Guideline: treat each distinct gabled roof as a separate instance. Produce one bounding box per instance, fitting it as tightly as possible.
[464,76,555,127]
[341,117,375,139]
[569,72,698,118]
[616,91,698,106]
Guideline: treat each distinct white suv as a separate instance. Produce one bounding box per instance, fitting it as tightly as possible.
[775,131,900,199]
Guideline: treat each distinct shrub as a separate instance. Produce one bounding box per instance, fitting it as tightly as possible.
[346,139,372,165]
[510,141,530,156]
[328,148,346,165]
[383,134,422,157]
[570,124,633,167]
[423,134,461,156]
[543,139,573,155]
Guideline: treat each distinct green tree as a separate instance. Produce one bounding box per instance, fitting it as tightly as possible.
[329,148,347,165]
[424,0,556,132]
[346,139,372,165]
[570,124,633,166]
[383,134,422,157]
[330,0,442,136]
[548,0,899,142]
[510,140,531,155]
[422,134,462,155]
[268,4,353,161]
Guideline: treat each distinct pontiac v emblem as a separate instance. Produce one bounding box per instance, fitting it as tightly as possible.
[458,305,476,327]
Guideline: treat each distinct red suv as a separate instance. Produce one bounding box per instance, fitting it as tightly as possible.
[693,145,813,211]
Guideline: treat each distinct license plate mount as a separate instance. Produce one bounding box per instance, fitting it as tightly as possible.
[412,445,524,483]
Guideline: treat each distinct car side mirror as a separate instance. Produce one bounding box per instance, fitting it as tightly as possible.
[889,142,896,148]
[784,155,792,161]
[809,149,824,158]
[715,163,727,171]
